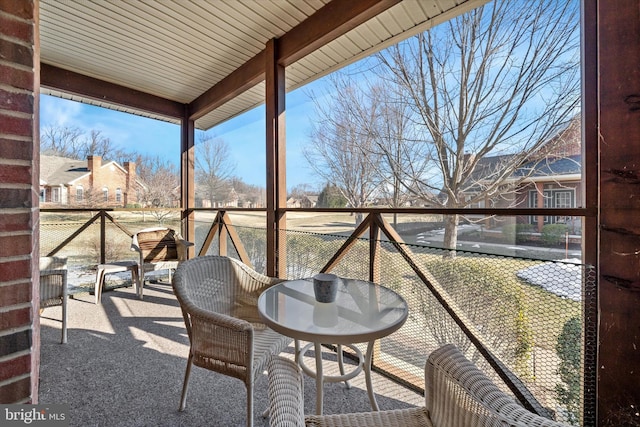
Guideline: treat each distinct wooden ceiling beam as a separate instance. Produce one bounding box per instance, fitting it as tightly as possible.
[189,0,400,121]
[188,51,265,121]
[278,0,401,67]
[40,63,185,120]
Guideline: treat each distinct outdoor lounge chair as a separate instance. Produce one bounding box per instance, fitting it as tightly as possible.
[267,343,571,427]
[39,256,68,344]
[172,255,294,427]
[131,227,192,299]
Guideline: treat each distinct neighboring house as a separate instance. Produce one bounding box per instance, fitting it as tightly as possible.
[40,155,145,207]
[196,187,263,208]
[464,118,582,232]
[286,197,301,208]
[300,195,318,208]
[286,195,318,208]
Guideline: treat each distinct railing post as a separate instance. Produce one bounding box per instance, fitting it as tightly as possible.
[369,214,382,367]
[218,211,228,256]
[369,215,380,283]
[100,210,106,264]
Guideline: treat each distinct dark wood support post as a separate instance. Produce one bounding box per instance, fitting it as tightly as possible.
[265,38,287,277]
[100,211,106,264]
[595,0,640,425]
[181,107,195,258]
[581,0,599,424]
[369,215,380,284]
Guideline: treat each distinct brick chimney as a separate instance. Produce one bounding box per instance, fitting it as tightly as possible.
[87,156,102,187]
[124,161,136,206]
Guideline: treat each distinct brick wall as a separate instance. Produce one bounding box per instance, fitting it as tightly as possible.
[0,0,40,403]
[74,157,140,206]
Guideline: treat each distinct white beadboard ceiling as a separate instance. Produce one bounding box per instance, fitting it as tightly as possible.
[39,0,486,130]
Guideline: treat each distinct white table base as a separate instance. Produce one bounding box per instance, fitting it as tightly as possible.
[296,341,379,415]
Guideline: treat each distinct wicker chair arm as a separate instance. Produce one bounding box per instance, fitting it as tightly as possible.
[187,306,255,370]
[39,269,68,306]
[268,356,305,427]
[187,304,254,333]
[39,269,68,278]
[426,344,571,427]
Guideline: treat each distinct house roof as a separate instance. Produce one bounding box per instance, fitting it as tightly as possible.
[40,155,136,187]
[463,117,582,189]
[39,0,488,131]
[40,155,90,186]
[513,155,582,178]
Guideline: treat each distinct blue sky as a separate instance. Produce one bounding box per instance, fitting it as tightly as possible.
[40,81,329,191]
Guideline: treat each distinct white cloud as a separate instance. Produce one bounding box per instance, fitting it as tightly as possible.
[40,95,83,127]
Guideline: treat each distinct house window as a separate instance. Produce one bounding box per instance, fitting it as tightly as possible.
[528,188,575,224]
[103,187,109,202]
[40,189,45,202]
[76,186,83,202]
[52,187,60,203]
[116,187,122,203]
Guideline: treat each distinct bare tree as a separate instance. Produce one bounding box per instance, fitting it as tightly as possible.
[229,177,266,208]
[288,183,317,200]
[195,133,236,207]
[79,130,125,161]
[41,125,84,157]
[359,82,427,225]
[135,154,179,224]
[41,125,128,162]
[304,76,383,224]
[372,0,580,250]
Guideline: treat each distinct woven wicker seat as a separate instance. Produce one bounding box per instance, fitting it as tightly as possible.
[131,227,193,299]
[268,344,571,427]
[172,255,294,427]
[39,256,68,344]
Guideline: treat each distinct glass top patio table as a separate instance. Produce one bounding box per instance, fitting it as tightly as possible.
[258,277,408,414]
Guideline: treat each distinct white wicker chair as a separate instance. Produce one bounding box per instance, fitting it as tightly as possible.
[172,255,294,427]
[267,344,571,427]
[39,256,68,344]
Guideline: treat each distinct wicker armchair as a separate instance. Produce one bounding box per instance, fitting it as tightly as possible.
[131,227,193,299]
[172,255,294,427]
[268,344,571,427]
[39,256,68,344]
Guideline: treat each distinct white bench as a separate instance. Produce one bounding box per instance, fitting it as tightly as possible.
[94,261,139,304]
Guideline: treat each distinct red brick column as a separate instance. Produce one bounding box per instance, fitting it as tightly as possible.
[0,0,40,404]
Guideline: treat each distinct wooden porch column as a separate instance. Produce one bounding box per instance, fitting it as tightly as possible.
[594,0,640,424]
[181,109,195,257]
[265,38,287,277]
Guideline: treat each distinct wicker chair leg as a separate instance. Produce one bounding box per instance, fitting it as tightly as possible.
[179,354,193,411]
[61,294,68,344]
[246,382,253,427]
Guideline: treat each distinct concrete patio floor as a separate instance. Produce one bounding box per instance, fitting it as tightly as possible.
[38,280,423,426]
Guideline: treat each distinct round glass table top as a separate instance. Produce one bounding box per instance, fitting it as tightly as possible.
[258,277,408,344]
